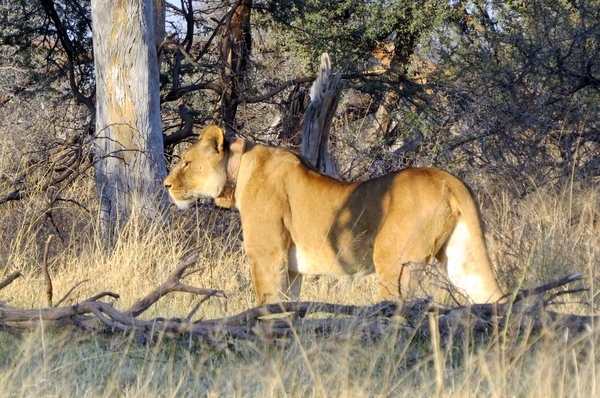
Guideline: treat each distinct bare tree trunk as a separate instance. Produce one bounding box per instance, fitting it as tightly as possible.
[91,0,168,247]
[301,53,341,177]
[219,0,252,134]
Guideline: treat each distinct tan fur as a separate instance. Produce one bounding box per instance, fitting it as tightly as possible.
[165,126,506,305]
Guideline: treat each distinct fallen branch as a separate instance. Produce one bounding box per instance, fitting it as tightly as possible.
[0,254,225,336]
[0,268,595,345]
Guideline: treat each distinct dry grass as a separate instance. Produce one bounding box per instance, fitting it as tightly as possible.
[1,174,599,397]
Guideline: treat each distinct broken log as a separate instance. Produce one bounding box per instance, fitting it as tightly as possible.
[0,266,596,345]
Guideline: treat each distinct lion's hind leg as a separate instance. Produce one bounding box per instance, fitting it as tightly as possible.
[441,219,505,303]
[373,234,435,302]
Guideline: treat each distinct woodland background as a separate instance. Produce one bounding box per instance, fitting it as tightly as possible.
[0,1,599,396]
[0,0,598,250]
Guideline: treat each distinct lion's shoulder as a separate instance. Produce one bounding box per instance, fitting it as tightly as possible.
[245,143,321,176]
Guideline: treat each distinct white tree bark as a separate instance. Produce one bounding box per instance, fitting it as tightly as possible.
[301,53,341,177]
[91,0,167,245]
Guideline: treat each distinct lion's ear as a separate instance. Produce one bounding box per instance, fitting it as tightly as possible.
[199,125,225,155]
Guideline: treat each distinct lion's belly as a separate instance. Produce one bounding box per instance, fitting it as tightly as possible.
[287,245,375,276]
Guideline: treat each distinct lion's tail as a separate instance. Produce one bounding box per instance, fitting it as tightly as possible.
[446,179,507,303]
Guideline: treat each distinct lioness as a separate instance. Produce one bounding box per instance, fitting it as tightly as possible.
[164,126,506,305]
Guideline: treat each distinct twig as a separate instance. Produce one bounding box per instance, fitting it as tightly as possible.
[82,292,120,303]
[126,253,224,317]
[0,271,23,291]
[42,235,55,306]
[513,273,584,302]
[185,290,221,322]
[54,279,89,307]
[543,287,588,305]
[163,99,196,146]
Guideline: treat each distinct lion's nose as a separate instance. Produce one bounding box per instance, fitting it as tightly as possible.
[164,182,172,189]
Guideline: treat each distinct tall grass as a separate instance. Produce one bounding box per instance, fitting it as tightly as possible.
[0,308,598,396]
[0,175,599,396]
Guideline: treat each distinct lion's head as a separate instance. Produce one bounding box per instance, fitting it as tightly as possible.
[164,126,228,210]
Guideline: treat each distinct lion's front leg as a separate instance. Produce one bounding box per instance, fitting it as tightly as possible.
[246,252,287,305]
[238,197,297,304]
[247,255,303,304]
[244,229,294,305]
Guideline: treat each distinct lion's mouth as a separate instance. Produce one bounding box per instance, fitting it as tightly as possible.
[166,190,195,210]
[170,198,194,211]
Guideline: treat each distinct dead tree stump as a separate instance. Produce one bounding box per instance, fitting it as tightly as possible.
[301,53,341,177]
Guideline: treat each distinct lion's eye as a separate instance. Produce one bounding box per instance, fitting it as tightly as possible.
[181,161,191,169]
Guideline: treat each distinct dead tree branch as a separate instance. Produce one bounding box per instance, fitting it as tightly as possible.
[301,53,341,177]
[0,269,595,345]
[0,254,224,335]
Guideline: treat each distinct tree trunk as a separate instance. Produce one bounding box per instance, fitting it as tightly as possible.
[301,53,341,177]
[219,0,252,134]
[91,0,168,247]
